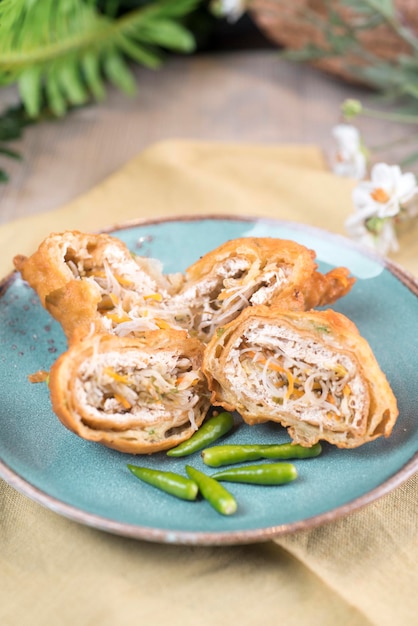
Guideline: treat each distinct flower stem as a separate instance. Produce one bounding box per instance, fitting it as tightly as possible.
[368,131,418,153]
[359,106,418,125]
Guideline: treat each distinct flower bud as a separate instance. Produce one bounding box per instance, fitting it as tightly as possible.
[341,99,363,120]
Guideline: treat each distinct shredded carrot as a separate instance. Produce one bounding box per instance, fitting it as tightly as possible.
[290,388,304,399]
[113,392,132,409]
[343,384,351,397]
[249,352,287,374]
[248,351,294,396]
[154,318,172,330]
[104,367,131,385]
[114,274,133,287]
[285,369,295,399]
[92,270,133,287]
[327,410,340,420]
[104,312,131,323]
[144,293,163,302]
[217,289,232,301]
[176,374,198,387]
[333,364,348,378]
[326,392,336,404]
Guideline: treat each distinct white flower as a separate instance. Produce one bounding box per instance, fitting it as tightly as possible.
[352,163,417,218]
[332,124,367,180]
[211,0,247,21]
[345,213,399,255]
[345,162,418,255]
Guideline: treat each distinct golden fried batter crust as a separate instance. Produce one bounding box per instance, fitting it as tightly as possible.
[185,236,354,310]
[49,329,210,454]
[13,230,184,340]
[14,230,369,453]
[202,305,398,448]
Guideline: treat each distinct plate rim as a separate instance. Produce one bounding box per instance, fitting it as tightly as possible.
[1,450,417,546]
[1,213,418,546]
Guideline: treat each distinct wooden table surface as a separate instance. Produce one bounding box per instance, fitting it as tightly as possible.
[0,49,407,226]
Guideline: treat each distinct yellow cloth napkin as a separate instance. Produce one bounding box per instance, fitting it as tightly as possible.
[1,140,417,626]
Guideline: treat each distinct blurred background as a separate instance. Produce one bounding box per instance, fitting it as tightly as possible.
[1,1,417,227]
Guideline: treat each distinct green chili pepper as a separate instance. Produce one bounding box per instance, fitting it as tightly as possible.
[211,462,298,485]
[185,465,237,516]
[127,464,198,501]
[166,412,234,458]
[201,442,322,467]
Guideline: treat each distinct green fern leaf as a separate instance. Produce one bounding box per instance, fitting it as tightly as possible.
[45,67,69,116]
[59,58,90,105]
[117,35,163,69]
[18,66,44,118]
[0,146,22,160]
[81,51,106,101]
[103,48,137,94]
[0,0,200,118]
[136,19,196,52]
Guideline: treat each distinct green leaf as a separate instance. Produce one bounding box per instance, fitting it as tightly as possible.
[281,44,331,62]
[148,0,201,18]
[81,51,106,101]
[58,59,89,106]
[117,36,162,69]
[326,33,354,54]
[0,145,22,160]
[103,49,137,94]
[18,66,43,117]
[45,68,68,116]
[0,107,31,141]
[402,83,418,99]
[400,150,418,167]
[139,19,196,52]
[341,0,394,18]
[0,169,9,183]
[0,0,199,118]
[369,0,395,18]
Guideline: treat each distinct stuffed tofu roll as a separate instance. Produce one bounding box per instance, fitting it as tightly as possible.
[203,306,398,448]
[13,231,184,339]
[48,329,210,454]
[166,237,354,342]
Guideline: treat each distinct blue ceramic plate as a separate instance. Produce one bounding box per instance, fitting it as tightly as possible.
[1,215,417,545]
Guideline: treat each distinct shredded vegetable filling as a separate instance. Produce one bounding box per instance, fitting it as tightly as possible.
[61,243,294,341]
[168,257,292,341]
[74,350,205,436]
[225,324,370,434]
[61,240,187,335]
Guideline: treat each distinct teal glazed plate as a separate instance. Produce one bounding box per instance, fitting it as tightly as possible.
[1,215,417,546]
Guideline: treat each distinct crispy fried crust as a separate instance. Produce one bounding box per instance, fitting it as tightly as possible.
[14,233,355,344]
[185,236,354,309]
[172,237,355,341]
[49,329,211,454]
[14,231,365,453]
[14,231,131,305]
[13,230,184,339]
[185,237,316,283]
[202,306,398,448]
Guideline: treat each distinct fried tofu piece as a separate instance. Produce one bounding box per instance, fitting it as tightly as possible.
[49,329,210,454]
[203,305,398,448]
[166,237,355,342]
[14,231,184,339]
